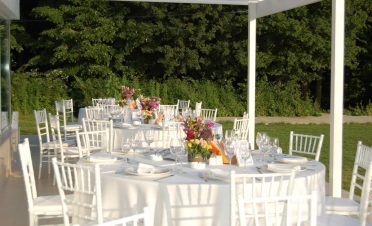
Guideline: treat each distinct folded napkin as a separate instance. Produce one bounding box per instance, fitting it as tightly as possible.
[267,163,301,173]
[280,155,308,164]
[204,169,230,181]
[136,163,156,174]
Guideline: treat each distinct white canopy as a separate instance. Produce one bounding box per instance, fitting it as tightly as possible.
[112,0,345,197]
[0,0,19,19]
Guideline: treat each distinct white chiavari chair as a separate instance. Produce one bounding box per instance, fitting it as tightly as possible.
[200,108,217,122]
[77,130,110,157]
[85,107,105,120]
[55,99,82,140]
[177,99,190,113]
[319,161,372,226]
[230,170,296,226]
[233,114,249,140]
[238,190,318,226]
[324,142,372,225]
[19,138,64,226]
[34,109,57,179]
[82,118,114,153]
[92,98,116,107]
[289,131,325,161]
[52,158,103,226]
[159,104,178,118]
[49,113,80,163]
[195,102,202,117]
[92,207,150,226]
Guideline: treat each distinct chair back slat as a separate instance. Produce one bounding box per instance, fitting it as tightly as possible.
[52,158,103,225]
[233,115,249,140]
[289,131,324,161]
[77,130,110,157]
[238,191,317,226]
[230,171,295,226]
[82,119,113,153]
[199,108,217,122]
[34,109,51,145]
[86,107,105,120]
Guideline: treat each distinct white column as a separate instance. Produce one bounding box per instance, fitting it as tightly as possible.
[330,0,345,197]
[247,3,257,149]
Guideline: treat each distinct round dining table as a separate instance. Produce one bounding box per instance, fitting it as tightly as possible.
[85,152,326,226]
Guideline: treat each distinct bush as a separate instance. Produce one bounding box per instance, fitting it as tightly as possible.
[11,71,68,113]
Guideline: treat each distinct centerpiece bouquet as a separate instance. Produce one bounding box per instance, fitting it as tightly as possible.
[183,117,214,162]
[140,96,161,122]
[118,86,139,108]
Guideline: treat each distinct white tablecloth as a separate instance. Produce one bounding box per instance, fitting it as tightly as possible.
[90,155,326,226]
[78,107,224,149]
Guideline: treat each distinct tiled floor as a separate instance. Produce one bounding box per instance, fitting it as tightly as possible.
[0,135,59,226]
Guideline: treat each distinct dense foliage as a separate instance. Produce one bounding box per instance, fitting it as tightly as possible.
[10,0,372,116]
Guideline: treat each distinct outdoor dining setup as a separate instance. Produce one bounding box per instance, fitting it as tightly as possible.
[19,86,371,226]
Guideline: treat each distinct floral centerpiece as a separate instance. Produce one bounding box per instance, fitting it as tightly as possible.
[183,117,214,162]
[140,96,161,123]
[118,86,138,108]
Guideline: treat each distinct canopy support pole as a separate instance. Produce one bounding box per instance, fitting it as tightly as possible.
[247,3,257,149]
[330,0,345,197]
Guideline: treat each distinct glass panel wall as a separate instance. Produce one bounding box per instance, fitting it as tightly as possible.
[0,19,11,134]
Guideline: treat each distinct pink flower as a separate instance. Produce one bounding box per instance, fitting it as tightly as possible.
[207,122,214,128]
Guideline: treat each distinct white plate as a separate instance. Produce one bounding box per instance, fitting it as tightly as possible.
[125,167,172,178]
[277,155,308,164]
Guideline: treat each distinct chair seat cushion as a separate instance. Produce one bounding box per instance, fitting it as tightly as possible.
[62,123,82,131]
[32,195,63,215]
[318,214,372,226]
[65,146,80,154]
[325,196,359,214]
[43,140,75,149]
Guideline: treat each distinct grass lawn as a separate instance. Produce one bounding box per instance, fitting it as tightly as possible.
[20,112,372,191]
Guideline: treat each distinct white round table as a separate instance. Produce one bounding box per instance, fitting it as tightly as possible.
[90,154,326,226]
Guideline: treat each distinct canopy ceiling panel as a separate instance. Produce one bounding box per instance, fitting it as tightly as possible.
[112,0,321,18]
[0,0,20,20]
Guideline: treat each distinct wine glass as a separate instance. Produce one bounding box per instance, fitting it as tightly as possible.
[256,132,262,150]
[170,139,180,172]
[121,138,131,162]
[224,139,236,166]
[238,141,251,167]
[145,130,155,152]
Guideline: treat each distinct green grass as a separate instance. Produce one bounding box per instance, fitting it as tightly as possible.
[21,111,372,191]
[220,121,372,191]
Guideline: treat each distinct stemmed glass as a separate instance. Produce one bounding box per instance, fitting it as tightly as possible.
[145,130,155,152]
[121,138,132,162]
[170,139,181,172]
[238,141,251,167]
[224,138,236,166]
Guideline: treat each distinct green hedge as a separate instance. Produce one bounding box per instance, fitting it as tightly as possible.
[12,72,320,117]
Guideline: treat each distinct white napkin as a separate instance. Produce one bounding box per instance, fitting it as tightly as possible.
[136,163,156,174]
[204,169,230,181]
[267,163,301,173]
[280,155,307,164]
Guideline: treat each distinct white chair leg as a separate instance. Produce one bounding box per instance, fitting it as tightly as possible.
[29,213,35,226]
[38,152,43,179]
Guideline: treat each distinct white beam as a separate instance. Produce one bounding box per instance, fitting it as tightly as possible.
[111,0,262,5]
[256,0,321,18]
[330,0,345,197]
[248,3,256,149]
